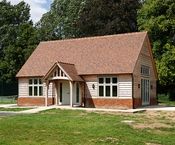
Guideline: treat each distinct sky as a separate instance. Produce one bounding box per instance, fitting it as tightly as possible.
[3,0,53,23]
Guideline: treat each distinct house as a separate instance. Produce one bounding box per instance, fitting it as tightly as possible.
[16,32,157,109]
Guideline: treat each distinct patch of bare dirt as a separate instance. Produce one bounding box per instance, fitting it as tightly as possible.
[133,122,171,129]
[146,143,162,145]
[90,137,118,144]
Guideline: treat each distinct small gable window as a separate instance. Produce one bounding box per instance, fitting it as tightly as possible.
[141,65,150,76]
[98,77,118,97]
[29,78,43,96]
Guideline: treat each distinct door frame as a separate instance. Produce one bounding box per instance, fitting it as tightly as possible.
[141,78,150,106]
[57,81,70,105]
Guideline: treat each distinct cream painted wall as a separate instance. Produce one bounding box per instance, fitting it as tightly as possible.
[83,75,132,98]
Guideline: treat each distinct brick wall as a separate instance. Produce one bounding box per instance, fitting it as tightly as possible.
[85,98,133,109]
[133,98,142,108]
[18,97,55,106]
[150,97,158,105]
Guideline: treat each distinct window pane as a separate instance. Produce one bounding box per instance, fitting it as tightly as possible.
[99,86,104,96]
[34,79,38,84]
[99,78,104,84]
[106,86,110,97]
[112,86,117,96]
[34,86,38,96]
[39,86,43,96]
[29,86,32,96]
[106,78,110,84]
[29,79,33,84]
[39,79,42,84]
[112,78,117,83]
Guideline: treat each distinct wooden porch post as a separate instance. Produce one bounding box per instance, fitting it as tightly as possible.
[55,82,58,105]
[69,81,73,107]
[45,81,49,107]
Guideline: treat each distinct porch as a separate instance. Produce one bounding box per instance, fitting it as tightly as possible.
[43,62,84,107]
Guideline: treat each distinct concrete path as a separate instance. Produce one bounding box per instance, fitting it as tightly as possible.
[54,106,145,113]
[0,104,17,108]
[19,106,56,114]
[141,105,175,111]
[1,104,175,116]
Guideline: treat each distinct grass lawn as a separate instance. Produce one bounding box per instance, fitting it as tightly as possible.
[0,109,175,145]
[0,107,32,112]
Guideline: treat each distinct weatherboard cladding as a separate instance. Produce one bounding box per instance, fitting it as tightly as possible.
[16,32,147,77]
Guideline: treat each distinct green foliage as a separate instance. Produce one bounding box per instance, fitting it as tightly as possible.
[138,0,175,85]
[0,0,39,83]
[76,0,140,37]
[36,0,85,40]
[37,0,140,40]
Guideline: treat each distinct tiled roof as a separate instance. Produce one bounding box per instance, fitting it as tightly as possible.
[16,32,147,77]
[43,62,84,81]
[58,62,84,81]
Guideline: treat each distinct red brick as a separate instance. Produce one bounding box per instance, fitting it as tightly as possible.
[85,98,133,109]
[150,97,157,105]
[18,97,54,106]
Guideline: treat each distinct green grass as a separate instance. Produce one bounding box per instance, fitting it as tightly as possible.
[0,107,32,112]
[158,94,175,106]
[0,109,175,145]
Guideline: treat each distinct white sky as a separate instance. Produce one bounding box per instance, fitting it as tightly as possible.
[1,0,53,23]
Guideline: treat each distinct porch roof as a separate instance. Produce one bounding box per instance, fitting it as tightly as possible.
[43,62,84,82]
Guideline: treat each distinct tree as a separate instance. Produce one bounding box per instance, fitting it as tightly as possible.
[0,0,38,95]
[76,0,140,37]
[36,0,84,41]
[137,0,175,86]
[37,0,140,40]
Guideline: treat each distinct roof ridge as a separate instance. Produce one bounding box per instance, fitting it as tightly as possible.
[41,31,148,44]
[57,61,75,65]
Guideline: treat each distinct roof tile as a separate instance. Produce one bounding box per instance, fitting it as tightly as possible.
[16,32,147,77]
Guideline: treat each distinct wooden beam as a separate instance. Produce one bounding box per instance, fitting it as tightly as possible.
[45,81,49,106]
[69,81,73,107]
[55,82,58,105]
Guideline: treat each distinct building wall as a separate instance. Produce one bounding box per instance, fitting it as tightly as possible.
[83,75,133,109]
[18,78,82,106]
[18,78,55,106]
[133,37,157,108]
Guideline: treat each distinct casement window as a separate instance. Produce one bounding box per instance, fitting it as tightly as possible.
[98,77,118,97]
[141,65,150,76]
[29,78,43,96]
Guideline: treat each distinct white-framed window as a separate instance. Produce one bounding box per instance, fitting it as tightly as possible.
[29,78,43,96]
[141,65,150,76]
[98,77,118,97]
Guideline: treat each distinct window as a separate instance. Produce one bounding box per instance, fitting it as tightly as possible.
[28,78,43,96]
[76,83,80,103]
[98,77,118,97]
[141,65,150,76]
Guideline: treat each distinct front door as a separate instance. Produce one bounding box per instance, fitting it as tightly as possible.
[141,79,150,105]
[58,81,70,105]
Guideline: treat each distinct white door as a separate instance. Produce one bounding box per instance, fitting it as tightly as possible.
[141,79,150,105]
[58,81,70,105]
